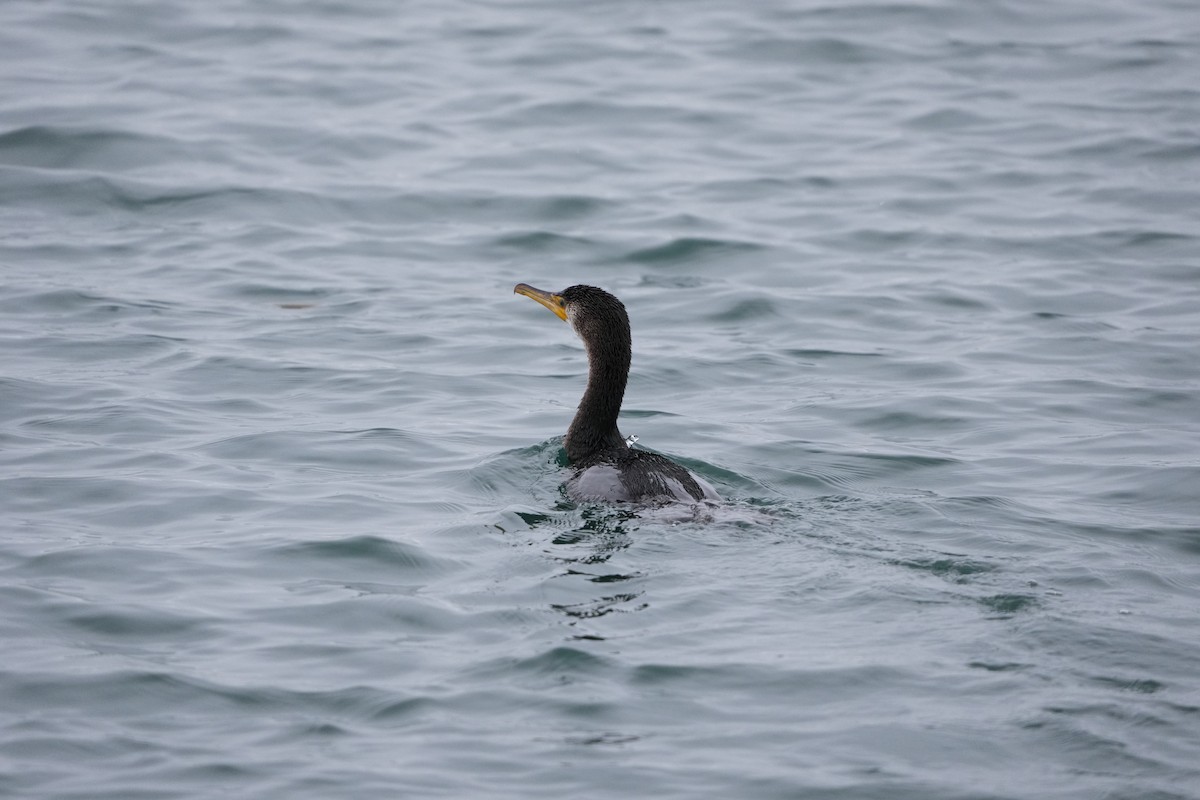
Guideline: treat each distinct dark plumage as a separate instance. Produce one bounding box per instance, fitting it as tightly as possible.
[514,283,718,504]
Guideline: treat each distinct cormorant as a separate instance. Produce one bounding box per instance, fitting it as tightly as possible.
[514,283,719,504]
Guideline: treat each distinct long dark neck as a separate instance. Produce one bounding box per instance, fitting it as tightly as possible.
[564,324,630,462]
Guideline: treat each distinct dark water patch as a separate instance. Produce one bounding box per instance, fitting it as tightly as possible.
[968,661,1029,673]
[536,194,613,220]
[707,296,779,323]
[368,696,436,723]
[224,282,337,303]
[709,173,834,194]
[268,535,452,576]
[561,731,639,746]
[636,274,706,289]
[578,570,643,585]
[1143,142,1200,163]
[1088,676,1165,695]
[64,604,210,640]
[1110,229,1196,249]
[472,646,614,683]
[0,125,190,171]
[492,230,598,252]
[850,409,972,436]
[0,169,288,219]
[894,557,997,582]
[835,227,926,252]
[1027,311,1120,333]
[721,36,897,65]
[622,236,765,265]
[905,108,994,131]
[918,290,994,311]
[977,594,1038,616]
[783,347,885,361]
[629,662,913,703]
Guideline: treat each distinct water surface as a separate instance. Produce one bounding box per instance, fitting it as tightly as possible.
[2,1,1200,798]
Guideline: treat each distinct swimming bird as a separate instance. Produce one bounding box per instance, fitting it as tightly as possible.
[514,283,719,504]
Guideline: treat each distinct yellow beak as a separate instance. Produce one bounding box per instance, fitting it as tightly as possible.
[514,283,568,321]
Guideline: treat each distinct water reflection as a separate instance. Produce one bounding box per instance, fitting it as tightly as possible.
[521,504,649,632]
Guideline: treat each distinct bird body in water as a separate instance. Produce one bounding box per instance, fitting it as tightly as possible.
[514,283,719,505]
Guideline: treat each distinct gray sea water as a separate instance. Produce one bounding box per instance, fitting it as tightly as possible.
[3,1,1200,798]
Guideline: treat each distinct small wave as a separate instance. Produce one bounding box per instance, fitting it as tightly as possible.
[492,230,598,252]
[267,534,456,578]
[622,236,765,265]
[721,36,897,65]
[0,124,188,171]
